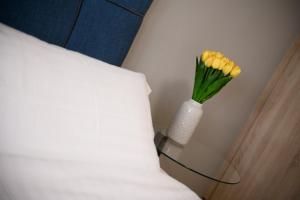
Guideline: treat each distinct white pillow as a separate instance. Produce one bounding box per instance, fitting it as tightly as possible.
[0,23,200,200]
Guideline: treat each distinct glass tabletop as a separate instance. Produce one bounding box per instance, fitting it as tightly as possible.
[154,130,240,184]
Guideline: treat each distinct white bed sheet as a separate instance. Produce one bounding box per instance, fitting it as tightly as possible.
[0,23,200,200]
[0,154,200,200]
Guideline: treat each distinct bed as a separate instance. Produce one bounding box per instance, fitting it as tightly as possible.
[0,1,200,199]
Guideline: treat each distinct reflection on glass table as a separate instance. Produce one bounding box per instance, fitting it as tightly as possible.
[154,130,240,184]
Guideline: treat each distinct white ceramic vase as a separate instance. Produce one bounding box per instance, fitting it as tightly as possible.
[167,99,203,146]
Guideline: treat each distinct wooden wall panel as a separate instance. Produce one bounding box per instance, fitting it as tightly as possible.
[209,34,300,200]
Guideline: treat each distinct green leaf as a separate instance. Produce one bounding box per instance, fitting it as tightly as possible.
[195,68,221,100]
[201,76,232,102]
[192,57,205,100]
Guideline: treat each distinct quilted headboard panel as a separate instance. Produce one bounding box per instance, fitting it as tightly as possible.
[0,0,152,66]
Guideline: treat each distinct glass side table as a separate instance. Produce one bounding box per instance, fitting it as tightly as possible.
[154,130,240,184]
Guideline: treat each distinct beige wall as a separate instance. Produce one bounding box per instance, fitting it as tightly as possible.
[123,0,300,196]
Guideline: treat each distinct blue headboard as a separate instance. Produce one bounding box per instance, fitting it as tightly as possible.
[0,0,152,66]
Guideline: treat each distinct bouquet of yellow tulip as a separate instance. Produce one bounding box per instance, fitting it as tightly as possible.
[192,50,241,103]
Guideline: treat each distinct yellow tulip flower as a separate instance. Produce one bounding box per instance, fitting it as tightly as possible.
[199,50,241,77]
[205,57,214,67]
[202,51,210,61]
[230,66,241,77]
[210,51,217,57]
[224,57,230,64]
[212,58,221,69]
[223,61,234,75]
[219,59,227,70]
[215,52,223,58]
